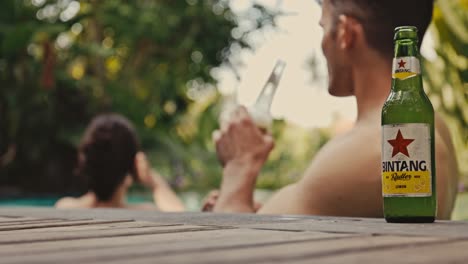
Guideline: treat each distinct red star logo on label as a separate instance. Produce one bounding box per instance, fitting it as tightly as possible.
[398,59,406,68]
[387,129,414,157]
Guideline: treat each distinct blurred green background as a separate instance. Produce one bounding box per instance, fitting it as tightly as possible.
[0,0,466,216]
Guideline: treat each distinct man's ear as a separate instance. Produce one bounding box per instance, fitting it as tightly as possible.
[337,14,363,50]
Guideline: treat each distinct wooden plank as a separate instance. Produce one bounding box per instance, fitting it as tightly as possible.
[0,228,266,256]
[0,229,349,256]
[0,218,71,227]
[0,220,178,234]
[0,216,27,221]
[0,217,56,224]
[0,229,356,264]
[295,239,468,264]
[0,224,225,245]
[244,219,468,238]
[0,208,307,226]
[0,219,125,229]
[102,235,449,264]
[0,219,134,232]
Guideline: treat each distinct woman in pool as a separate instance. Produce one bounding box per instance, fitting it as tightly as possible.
[55,113,185,211]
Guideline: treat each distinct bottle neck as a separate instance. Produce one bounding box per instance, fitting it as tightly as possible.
[391,39,423,92]
[254,60,285,113]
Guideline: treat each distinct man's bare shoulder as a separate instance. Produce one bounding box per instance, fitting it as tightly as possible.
[306,121,381,172]
[435,114,456,151]
[293,121,383,217]
[433,115,458,176]
[55,197,89,209]
[434,114,459,218]
[55,193,95,209]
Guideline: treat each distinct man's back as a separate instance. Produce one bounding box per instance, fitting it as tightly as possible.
[434,114,459,218]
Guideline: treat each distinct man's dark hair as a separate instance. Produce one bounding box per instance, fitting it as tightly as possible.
[79,113,140,201]
[329,0,435,58]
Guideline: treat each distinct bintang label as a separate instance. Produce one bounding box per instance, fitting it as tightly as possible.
[382,123,432,197]
[392,56,421,80]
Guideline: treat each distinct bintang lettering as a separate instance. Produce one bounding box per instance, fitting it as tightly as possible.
[382,160,427,172]
[395,68,411,73]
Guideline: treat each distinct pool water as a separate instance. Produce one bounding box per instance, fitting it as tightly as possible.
[0,196,149,207]
[0,192,205,211]
[0,197,60,207]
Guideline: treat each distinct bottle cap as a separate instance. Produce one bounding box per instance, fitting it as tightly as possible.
[394,26,418,42]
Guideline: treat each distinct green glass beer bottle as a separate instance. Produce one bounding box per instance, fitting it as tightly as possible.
[381,26,436,223]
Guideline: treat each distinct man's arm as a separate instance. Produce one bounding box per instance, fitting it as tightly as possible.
[135,152,185,212]
[212,106,274,213]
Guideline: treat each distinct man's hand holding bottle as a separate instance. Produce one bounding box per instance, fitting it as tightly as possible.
[210,60,285,213]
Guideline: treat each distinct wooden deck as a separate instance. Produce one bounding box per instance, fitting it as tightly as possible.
[0,208,467,263]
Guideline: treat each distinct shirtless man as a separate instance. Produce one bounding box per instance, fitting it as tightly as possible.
[211,0,459,219]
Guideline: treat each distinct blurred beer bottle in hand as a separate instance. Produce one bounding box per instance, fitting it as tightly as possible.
[219,60,286,131]
[249,60,286,131]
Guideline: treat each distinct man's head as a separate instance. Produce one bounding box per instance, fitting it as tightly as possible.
[319,0,434,96]
[79,113,140,201]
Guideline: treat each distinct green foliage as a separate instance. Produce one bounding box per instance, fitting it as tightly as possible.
[0,0,279,194]
[424,0,468,182]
